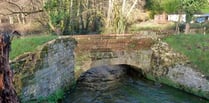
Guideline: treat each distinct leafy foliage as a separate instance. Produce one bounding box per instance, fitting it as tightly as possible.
[201,6,209,13]
[181,0,208,22]
[182,0,207,14]
[145,0,180,18]
[145,0,208,19]
[44,0,71,35]
[44,0,143,35]
[161,0,181,13]
[145,0,163,18]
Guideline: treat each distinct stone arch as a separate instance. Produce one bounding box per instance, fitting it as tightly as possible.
[75,64,145,91]
[74,49,153,79]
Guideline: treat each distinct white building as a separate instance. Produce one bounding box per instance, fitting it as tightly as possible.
[168,14,186,22]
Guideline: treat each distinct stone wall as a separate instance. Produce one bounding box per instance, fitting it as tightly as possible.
[12,37,77,102]
[148,41,209,100]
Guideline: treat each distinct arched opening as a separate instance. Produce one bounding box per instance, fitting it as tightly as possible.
[62,64,207,103]
[118,64,144,79]
[76,64,145,91]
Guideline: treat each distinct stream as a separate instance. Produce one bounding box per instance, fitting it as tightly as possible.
[63,65,209,103]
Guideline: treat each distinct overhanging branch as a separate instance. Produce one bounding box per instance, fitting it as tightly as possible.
[0,10,44,16]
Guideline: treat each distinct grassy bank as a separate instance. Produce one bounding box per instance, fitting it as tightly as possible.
[129,22,175,32]
[164,34,209,75]
[10,35,57,60]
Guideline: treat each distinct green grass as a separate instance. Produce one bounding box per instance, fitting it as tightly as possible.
[163,34,209,75]
[10,35,57,60]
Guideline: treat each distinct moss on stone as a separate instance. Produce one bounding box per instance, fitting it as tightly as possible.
[22,89,64,103]
[11,37,77,102]
[145,73,209,100]
[74,52,91,78]
[24,79,77,103]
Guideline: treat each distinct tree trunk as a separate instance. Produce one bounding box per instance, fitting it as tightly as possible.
[185,23,190,34]
[48,21,62,35]
[126,0,138,17]
[17,14,21,24]
[0,34,19,103]
[106,0,113,29]
[185,13,192,34]
[122,0,126,15]
[175,10,182,34]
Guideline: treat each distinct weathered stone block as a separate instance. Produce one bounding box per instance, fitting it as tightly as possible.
[12,37,77,102]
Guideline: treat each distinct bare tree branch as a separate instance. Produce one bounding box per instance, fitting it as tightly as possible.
[7,1,23,11]
[126,0,138,17]
[0,10,44,16]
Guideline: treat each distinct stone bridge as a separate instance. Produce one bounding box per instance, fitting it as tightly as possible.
[11,34,209,102]
[73,34,155,78]
[12,34,156,101]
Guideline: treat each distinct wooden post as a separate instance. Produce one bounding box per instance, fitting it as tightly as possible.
[0,34,19,103]
[203,26,206,35]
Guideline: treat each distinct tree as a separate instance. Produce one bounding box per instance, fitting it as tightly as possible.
[145,0,163,18]
[0,0,44,24]
[44,0,145,35]
[145,0,180,18]
[145,0,208,34]
[44,0,101,35]
[181,0,208,34]
[103,0,142,34]
[0,33,19,103]
[44,0,71,35]
[161,0,180,14]
[160,0,181,34]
